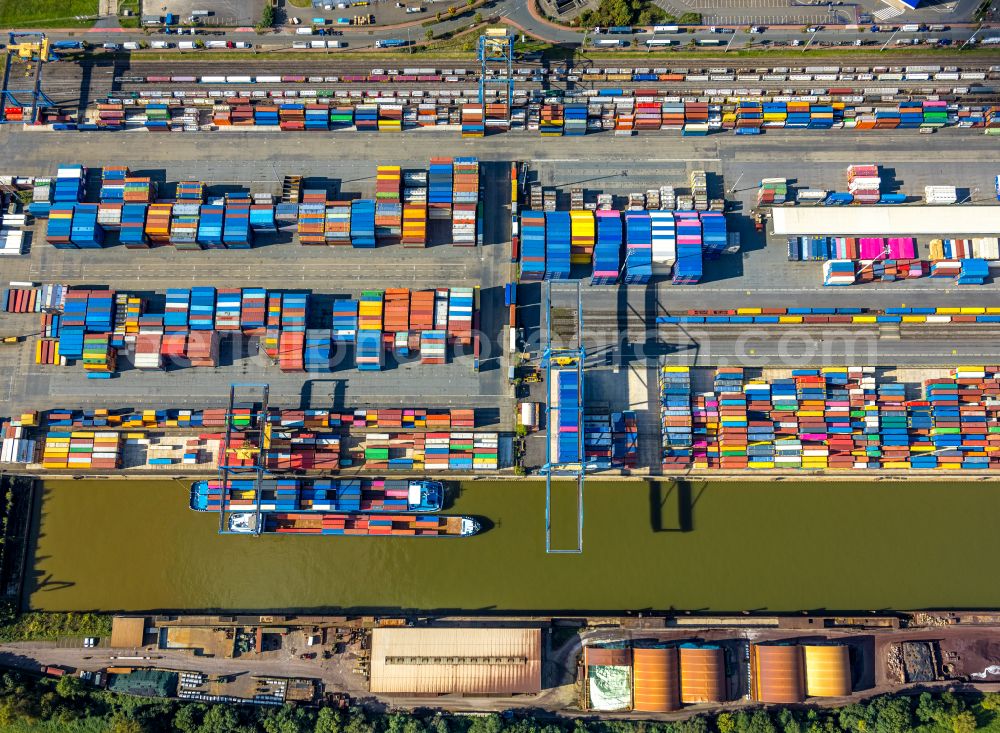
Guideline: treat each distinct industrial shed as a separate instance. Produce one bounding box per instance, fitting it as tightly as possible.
[585,646,633,712]
[110,616,146,648]
[633,646,681,712]
[803,645,852,698]
[679,645,726,704]
[771,207,1000,237]
[752,644,805,704]
[369,628,541,696]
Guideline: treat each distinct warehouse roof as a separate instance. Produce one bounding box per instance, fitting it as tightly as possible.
[771,206,1000,236]
[633,647,681,712]
[370,628,541,695]
[752,644,805,704]
[803,645,852,698]
[679,645,726,704]
[110,616,146,648]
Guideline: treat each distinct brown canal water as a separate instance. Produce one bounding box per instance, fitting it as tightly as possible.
[24,479,1000,613]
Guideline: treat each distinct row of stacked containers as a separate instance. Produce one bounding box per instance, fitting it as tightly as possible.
[32,160,479,250]
[584,641,851,713]
[85,95,1000,135]
[660,365,1000,471]
[519,209,727,285]
[35,285,474,376]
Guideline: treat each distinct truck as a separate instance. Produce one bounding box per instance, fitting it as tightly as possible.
[900,23,925,32]
[375,39,408,47]
[608,25,633,33]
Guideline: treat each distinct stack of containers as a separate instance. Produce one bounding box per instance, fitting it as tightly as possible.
[279,330,305,372]
[447,287,473,346]
[569,210,595,265]
[958,259,989,285]
[54,165,85,205]
[660,366,692,469]
[519,211,546,281]
[359,290,384,334]
[847,164,881,204]
[324,202,351,245]
[611,411,638,469]
[176,181,205,202]
[189,287,216,331]
[383,289,410,337]
[823,260,857,286]
[305,104,329,131]
[223,205,253,248]
[332,299,359,343]
[563,104,588,135]
[700,212,728,260]
[624,212,652,285]
[461,104,485,137]
[401,199,427,247]
[197,205,224,247]
[59,290,87,359]
[297,200,326,245]
[556,370,580,463]
[263,292,282,361]
[169,200,201,250]
[375,166,402,244]
[69,204,105,249]
[144,203,173,246]
[544,211,571,280]
[350,200,376,247]
[592,210,622,285]
[356,330,384,370]
[428,158,453,221]
[85,291,114,333]
[134,320,164,371]
[649,211,676,276]
[82,334,115,377]
[304,329,331,371]
[672,212,703,285]
[540,104,564,135]
[28,178,52,218]
[249,205,276,234]
[240,288,266,330]
[164,289,190,333]
[420,331,446,364]
[100,166,127,203]
[123,176,155,204]
[757,178,788,205]
[41,431,120,470]
[46,205,74,248]
[452,158,478,246]
[214,289,242,330]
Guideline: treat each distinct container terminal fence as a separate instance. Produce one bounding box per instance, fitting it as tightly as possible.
[28,159,481,250]
[660,365,1000,472]
[4,283,477,377]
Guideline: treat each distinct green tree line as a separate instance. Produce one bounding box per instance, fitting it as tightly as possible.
[576,0,700,29]
[1,669,1000,733]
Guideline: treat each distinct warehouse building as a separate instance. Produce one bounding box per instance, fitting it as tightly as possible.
[633,645,681,712]
[369,628,541,696]
[751,643,806,704]
[585,646,633,711]
[771,207,1000,237]
[803,644,853,698]
[679,644,726,704]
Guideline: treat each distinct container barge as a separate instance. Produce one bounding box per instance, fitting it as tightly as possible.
[228,511,479,536]
[190,477,443,513]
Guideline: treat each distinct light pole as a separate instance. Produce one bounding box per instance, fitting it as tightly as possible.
[879,28,898,52]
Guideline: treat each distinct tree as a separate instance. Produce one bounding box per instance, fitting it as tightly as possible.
[263,704,313,733]
[747,710,777,733]
[474,12,483,23]
[870,696,913,733]
[199,704,242,733]
[467,0,475,6]
[448,6,457,16]
[468,714,504,733]
[982,693,1000,712]
[430,714,450,733]
[951,711,977,733]
[174,704,204,733]
[776,710,803,733]
[425,28,434,39]
[676,716,710,733]
[435,10,442,20]
[344,710,376,733]
[108,715,148,733]
[718,713,738,733]
[316,708,345,733]
[55,675,86,700]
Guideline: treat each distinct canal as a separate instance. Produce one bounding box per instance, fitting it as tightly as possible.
[24,479,1000,613]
